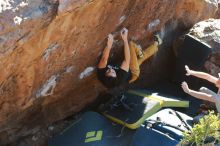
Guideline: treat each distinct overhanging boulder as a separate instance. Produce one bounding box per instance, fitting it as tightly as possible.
[0,0,219,144]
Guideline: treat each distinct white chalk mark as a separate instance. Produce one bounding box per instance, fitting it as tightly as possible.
[118,15,126,25]
[36,75,58,98]
[43,43,59,61]
[19,1,28,7]
[1,0,29,13]
[148,19,160,30]
[0,0,13,13]
[65,66,74,73]
[79,67,94,79]
[14,16,23,25]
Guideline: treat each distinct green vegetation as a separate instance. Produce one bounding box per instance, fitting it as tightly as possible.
[180,111,220,146]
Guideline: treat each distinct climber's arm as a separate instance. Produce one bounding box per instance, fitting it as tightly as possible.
[98,34,113,69]
[120,28,130,72]
[181,82,215,103]
[199,87,217,96]
[185,65,218,84]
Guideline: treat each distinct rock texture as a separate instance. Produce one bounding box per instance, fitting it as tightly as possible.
[0,0,219,144]
[188,19,220,76]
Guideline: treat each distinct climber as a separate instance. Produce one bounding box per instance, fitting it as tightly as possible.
[97,28,162,88]
[181,65,220,113]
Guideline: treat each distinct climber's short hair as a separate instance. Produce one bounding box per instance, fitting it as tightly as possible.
[102,76,118,88]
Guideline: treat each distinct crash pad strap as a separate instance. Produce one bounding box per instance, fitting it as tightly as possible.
[101,90,189,129]
[103,103,161,129]
[128,90,189,108]
[128,90,164,105]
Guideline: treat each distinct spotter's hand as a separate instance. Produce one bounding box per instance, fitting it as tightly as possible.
[181,81,190,94]
[185,65,192,76]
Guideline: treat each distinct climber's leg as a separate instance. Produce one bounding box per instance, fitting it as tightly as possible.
[129,41,141,83]
[138,41,158,65]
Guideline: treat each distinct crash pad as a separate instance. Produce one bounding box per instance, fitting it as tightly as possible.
[130,108,193,146]
[48,111,135,146]
[100,90,189,129]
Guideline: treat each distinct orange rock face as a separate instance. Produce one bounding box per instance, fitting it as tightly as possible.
[0,0,219,144]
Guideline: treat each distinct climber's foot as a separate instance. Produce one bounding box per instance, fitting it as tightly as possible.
[153,33,162,45]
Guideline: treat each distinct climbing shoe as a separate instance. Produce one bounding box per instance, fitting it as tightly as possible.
[154,34,162,45]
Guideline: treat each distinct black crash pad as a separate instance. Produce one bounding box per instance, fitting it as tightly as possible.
[130,127,179,146]
[130,108,193,146]
[48,111,135,146]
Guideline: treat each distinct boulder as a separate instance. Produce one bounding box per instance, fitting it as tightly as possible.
[188,19,220,76]
[0,0,219,144]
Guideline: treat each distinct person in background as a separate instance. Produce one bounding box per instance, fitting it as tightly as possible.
[181,65,220,114]
[97,28,162,88]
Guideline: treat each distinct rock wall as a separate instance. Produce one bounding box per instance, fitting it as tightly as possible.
[0,0,219,144]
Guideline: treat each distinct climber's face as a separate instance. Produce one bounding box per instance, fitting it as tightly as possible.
[105,68,116,78]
